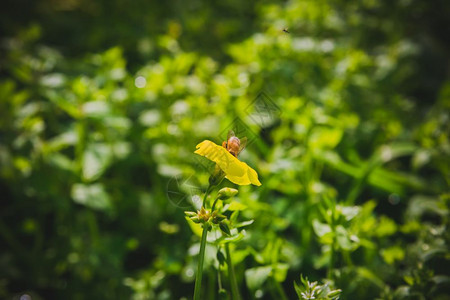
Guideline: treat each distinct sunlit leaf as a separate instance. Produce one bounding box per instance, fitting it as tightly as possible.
[245,266,272,290]
[71,183,111,211]
[82,143,113,181]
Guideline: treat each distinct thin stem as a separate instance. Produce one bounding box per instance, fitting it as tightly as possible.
[75,119,86,174]
[328,204,336,280]
[272,277,288,300]
[211,197,219,212]
[268,282,278,300]
[225,243,240,300]
[194,224,209,300]
[343,250,353,267]
[194,186,213,300]
[217,262,223,291]
[329,244,335,280]
[207,268,215,300]
[202,185,212,208]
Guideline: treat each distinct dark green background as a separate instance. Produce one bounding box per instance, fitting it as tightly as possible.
[1,0,449,299]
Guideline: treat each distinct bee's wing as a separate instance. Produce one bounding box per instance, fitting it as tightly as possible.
[238,137,247,155]
[227,130,236,141]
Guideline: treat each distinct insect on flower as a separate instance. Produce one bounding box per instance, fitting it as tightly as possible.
[283,28,290,34]
[195,130,261,186]
[222,130,247,157]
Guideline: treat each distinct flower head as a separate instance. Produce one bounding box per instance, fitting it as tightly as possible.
[194,140,261,186]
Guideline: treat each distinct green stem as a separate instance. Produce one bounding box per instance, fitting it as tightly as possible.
[329,244,335,280]
[225,243,240,300]
[194,186,213,300]
[343,250,353,267]
[75,119,86,175]
[211,197,219,212]
[272,277,288,300]
[194,224,209,300]
[217,261,223,291]
[328,205,336,280]
[202,185,211,208]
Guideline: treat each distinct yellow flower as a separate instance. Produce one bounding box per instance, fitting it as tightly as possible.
[195,140,261,186]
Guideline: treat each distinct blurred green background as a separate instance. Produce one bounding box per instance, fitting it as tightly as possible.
[1,0,449,299]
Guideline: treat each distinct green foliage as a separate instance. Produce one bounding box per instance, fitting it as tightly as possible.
[294,275,341,300]
[1,0,450,299]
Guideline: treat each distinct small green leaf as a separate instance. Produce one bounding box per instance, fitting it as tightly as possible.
[230,210,239,223]
[185,217,203,237]
[71,183,111,211]
[184,211,196,217]
[82,100,111,118]
[327,289,342,298]
[336,225,353,250]
[234,219,254,228]
[219,221,231,235]
[217,231,245,245]
[404,275,414,286]
[227,201,247,211]
[381,245,405,265]
[375,216,397,237]
[82,143,113,181]
[217,249,226,266]
[312,220,331,238]
[273,263,289,282]
[245,266,272,290]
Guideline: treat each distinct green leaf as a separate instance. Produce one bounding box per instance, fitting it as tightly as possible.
[227,201,247,211]
[185,216,203,238]
[230,210,239,223]
[82,101,111,118]
[381,245,405,265]
[356,267,385,289]
[375,216,398,237]
[336,225,353,250]
[82,143,113,181]
[46,153,76,172]
[45,130,78,153]
[273,263,289,282]
[217,231,245,245]
[71,183,111,211]
[219,221,231,235]
[308,127,343,149]
[312,220,332,238]
[294,280,303,298]
[217,249,226,266]
[234,219,254,229]
[245,266,272,290]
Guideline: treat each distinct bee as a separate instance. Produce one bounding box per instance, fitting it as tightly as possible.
[222,130,248,157]
[283,28,290,34]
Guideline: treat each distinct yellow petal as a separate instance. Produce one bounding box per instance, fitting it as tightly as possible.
[195,140,261,186]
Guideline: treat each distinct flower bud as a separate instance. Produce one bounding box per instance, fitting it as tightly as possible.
[217,187,238,200]
[198,207,210,222]
[185,211,197,217]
